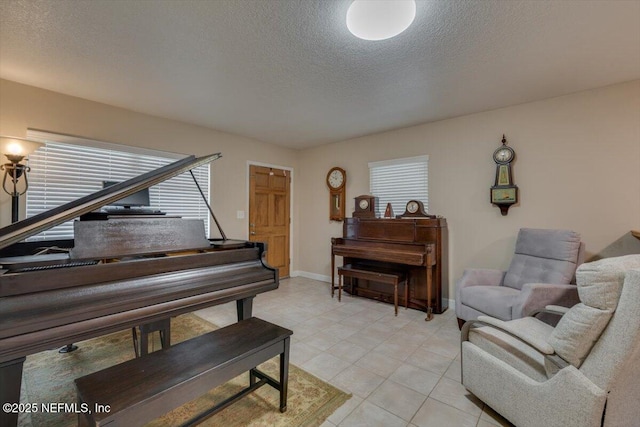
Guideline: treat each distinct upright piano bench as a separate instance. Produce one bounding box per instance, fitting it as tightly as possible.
[336,264,407,316]
[75,317,292,427]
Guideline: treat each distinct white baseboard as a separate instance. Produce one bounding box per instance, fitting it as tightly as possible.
[290,270,331,282]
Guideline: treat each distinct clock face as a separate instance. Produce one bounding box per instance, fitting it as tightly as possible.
[359,199,369,210]
[327,168,345,189]
[493,146,514,164]
[407,201,419,214]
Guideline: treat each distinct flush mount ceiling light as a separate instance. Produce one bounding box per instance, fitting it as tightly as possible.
[346,0,417,41]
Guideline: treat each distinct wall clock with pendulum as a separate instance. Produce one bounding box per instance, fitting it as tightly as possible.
[327,167,346,221]
[490,134,518,215]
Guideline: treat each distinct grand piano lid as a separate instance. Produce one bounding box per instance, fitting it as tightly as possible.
[0,153,222,250]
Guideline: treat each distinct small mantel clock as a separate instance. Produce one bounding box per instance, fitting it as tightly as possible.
[490,135,518,216]
[353,195,378,218]
[327,167,346,221]
[400,200,435,218]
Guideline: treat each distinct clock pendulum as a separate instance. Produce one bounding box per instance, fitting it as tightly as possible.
[490,135,518,216]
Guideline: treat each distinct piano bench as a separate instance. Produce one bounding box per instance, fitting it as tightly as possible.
[75,317,292,427]
[337,265,407,316]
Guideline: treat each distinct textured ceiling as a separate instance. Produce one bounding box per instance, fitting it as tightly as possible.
[1,0,639,149]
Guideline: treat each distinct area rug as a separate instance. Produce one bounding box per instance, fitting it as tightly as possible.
[21,314,350,427]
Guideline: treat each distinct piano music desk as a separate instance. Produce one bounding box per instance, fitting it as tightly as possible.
[336,264,407,316]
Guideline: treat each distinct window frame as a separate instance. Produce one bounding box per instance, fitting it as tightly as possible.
[368,155,429,217]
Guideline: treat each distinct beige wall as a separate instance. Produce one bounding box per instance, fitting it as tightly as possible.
[0,79,300,265]
[1,78,639,300]
[297,80,640,298]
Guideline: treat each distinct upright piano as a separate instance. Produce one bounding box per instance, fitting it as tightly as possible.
[331,217,448,320]
[0,154,278,427]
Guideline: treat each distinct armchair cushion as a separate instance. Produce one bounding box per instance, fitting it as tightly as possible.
[513,228,582,261]
[460,285,520,320]
[456,268,506,288]
[547,303,612,367]
[503,229,581,290]
[576,255,640,311]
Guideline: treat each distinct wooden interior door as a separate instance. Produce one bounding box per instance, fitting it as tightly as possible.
[249,165,290,278]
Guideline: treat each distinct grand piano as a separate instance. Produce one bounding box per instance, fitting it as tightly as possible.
[331,217,448,320]
[0,153,278,427]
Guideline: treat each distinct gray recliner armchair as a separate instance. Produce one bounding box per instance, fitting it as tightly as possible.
[456,228,585,328]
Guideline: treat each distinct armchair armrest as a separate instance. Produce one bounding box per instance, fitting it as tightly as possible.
[461,316,570,371]
[463,316,554,354]
[456,268,506,290]
[455,269,506,319]
[514,283,579,319]
[545,305,571,314]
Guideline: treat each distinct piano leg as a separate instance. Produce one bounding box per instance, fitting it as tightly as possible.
[425,307,434,322]
[236,296,255,321]
[425,263,434,321]
[0,356,25,427]
[331,252,335,298]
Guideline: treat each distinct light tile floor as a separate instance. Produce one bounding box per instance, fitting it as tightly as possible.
[195,277,513,427]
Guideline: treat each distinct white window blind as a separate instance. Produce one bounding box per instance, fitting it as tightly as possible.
[369,155,429,216]
[25,132,210,241]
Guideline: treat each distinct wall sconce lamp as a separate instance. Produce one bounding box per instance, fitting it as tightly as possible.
[0,136,43,223]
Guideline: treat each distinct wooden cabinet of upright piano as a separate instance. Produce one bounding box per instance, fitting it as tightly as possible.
[331,217,448,317]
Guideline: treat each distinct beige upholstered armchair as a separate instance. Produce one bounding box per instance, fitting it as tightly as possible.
[461,255,640,427]
[456,228,585,328]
